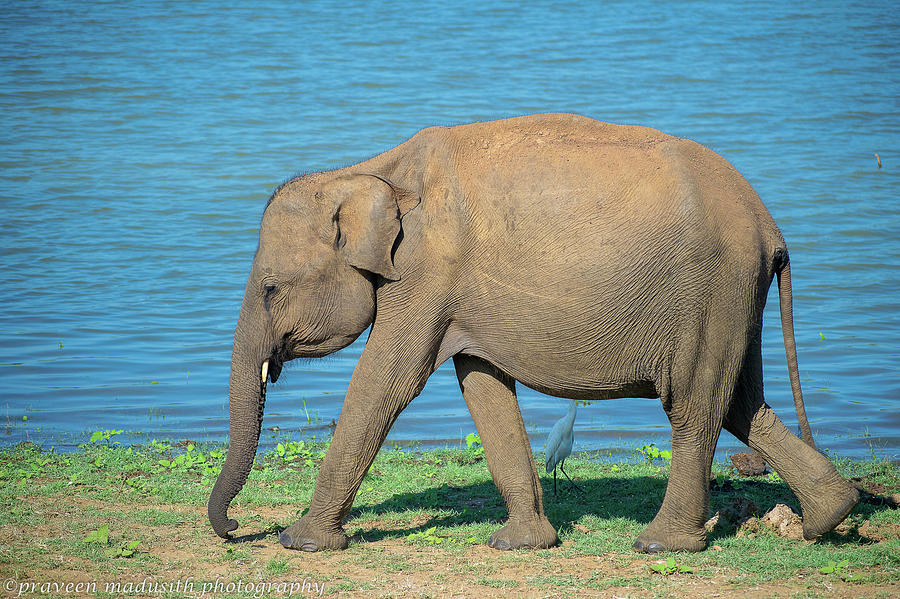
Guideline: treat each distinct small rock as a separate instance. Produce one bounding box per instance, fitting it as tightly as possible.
[736,518,760,538]
[707,496,761,534]
[762,503,804,540]
[723,496,761,523]
[730,452,767,476]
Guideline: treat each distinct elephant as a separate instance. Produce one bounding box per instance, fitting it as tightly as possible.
[208,113,858,553]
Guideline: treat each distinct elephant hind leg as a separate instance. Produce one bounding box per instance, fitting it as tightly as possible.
[634,346,740,553]
[723,340,858,540]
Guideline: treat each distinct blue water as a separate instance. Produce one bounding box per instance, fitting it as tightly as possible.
[1,1,897,461]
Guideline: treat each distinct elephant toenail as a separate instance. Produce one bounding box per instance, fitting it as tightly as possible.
[300,542,318,552]
[632,540,647,553]
[647,542,665,553]
[278,531,293,547]
[496,539,511,550]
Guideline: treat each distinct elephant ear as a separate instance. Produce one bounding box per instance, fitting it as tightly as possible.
[323,174,420,281]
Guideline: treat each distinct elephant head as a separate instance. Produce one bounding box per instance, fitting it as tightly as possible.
[208,172,419,538]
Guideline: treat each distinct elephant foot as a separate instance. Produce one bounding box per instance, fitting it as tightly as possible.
[488,518,558,550]
[800,481,859,540]
[633,520,707,553]
[279,516,348,552]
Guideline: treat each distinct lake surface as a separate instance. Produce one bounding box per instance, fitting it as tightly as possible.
[1,1,897,461]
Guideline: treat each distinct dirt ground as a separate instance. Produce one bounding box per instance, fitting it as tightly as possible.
[2,495,897,599]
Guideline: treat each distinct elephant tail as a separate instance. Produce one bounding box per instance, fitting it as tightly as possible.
[774,248,816,449]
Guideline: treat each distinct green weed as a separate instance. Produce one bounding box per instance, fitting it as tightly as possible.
[637,442,672,464]
[649,556,694,576]
[462,432,485,461]
[407,526,446,545]
[273,440,322,466]
[156,443,220,477]
[105,540,140,559]
[820,559,861,582]
[301,396,313,424]
[89,429,123,444]
[84,524,109,545]
[83,524,140,558]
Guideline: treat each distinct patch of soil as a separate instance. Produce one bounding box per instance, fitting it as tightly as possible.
[4,490,898,599]
[851,477,900,508]
[730,452,767,476]
[857,520,900,543]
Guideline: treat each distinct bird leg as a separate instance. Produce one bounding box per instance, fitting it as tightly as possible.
[559,460,585,495]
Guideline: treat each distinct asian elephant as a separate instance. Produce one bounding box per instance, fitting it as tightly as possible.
[208,113,858,553]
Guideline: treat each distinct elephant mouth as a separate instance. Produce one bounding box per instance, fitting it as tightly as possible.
[261,338,329,386]
[263,333,357,386]
[261,355,283,385]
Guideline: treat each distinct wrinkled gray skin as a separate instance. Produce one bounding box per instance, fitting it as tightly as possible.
[208,114,858,553]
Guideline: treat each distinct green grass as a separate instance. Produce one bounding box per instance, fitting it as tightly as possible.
[0,438,897,597]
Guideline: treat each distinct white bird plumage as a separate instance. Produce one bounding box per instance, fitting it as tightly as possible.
[545,399,581,494]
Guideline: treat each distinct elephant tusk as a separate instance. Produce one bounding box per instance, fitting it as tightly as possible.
[261,360,269,383]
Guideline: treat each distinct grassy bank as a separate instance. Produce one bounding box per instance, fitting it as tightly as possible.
[0,436,897,598]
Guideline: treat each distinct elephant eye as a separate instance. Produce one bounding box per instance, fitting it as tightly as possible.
[262,283,278,311]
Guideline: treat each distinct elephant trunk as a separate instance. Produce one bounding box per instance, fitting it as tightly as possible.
[208,301,273,538]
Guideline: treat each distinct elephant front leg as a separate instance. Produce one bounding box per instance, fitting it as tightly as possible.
[453,354,558,550]
[279,340,432,552]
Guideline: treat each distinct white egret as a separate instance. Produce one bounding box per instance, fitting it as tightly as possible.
[544,399,582,494]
